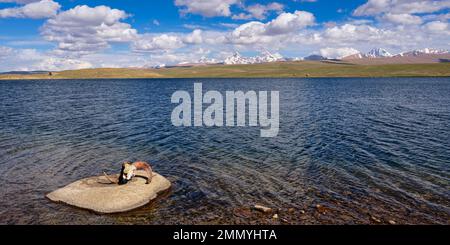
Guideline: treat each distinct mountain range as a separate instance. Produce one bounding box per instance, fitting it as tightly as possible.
[342,48,450,65]
[223,51,284,65]
[224,48,448,65]
[153,48,450,68]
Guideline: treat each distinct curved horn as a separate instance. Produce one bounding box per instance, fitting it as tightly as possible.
[103,171,118,184]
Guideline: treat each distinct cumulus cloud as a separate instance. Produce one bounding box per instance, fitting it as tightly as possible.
[132,34,184,52]
[265,11,315,34]
[0,0,41,3]
[231,13,252,20]
[36,57,93,70]
[354,0,450,26]
[144,47,213,66]
[425,21,449,33]
[232,2,284,20]
[322,24,393,44]
[299,19,449,54]
[132,29,216,53]
[41,5,137,55]
[229,21,269,44]
[0,46,92,71]
[354,0,450,16]
[319,47,360,59]
[380,13,423,25]
[0,46,14,62]
[0,45,13,53]
[229,10,315,44]
[174,0,239,17]
[424,13,450,22]
[0,0,60,19]
[183,29,203,44]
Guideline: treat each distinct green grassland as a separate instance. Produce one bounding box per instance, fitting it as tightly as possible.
[1,61,450,80]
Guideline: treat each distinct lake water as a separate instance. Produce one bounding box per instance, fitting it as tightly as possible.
[0,78,449,224]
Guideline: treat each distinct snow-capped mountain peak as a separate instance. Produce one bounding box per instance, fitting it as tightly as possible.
[395,48,449,57]
[223,51,284,65]
[198,56,218,64]
[342,48,392,59]
[366,48,392,58]
[224,52,252,65]
[412,48,449,55]
[255,50,284,63]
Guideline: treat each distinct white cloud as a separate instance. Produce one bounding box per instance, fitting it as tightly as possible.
[298,20,450,54]
[422,13,450,22]
[232,2,284,20]
[183,29,203,44]
[322,24,391,43]
[132,29,218,53]
[319,47,360,59]
[132,34,184,52]
[144,47,212,66]
[0,45,13,52]
[231,13,252,20]
[219,22,239,28]
[0,46,14,61]
[0,46,92,71]
[354,0,450,16]
[230,21,268,44]
[41,5,137,55]
[353,1,450,28]
[35,57,93,70]
[0,0,60,19]
[265,10,315,35]
[0,0,40,3]
[381,13,423,25]
[174,0,239,17]
[229,10,315,45]
[424,21,449,33]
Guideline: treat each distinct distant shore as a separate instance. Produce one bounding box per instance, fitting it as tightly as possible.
[1,61,450,80]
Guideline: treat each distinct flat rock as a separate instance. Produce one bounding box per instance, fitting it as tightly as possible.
[46,171,171,214]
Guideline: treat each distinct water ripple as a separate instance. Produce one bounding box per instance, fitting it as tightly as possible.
[0,78,449,224]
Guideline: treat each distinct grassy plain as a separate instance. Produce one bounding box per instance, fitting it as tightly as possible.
[1,61,449,80]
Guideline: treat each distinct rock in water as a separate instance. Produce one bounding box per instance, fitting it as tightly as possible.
[46,171,171,214]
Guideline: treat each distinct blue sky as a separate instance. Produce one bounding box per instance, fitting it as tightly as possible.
[0,0,449,71]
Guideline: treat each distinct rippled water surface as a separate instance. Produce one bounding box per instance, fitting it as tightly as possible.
[0,78,449,224]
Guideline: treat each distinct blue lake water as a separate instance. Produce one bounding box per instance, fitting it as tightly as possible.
[0,78,449,224]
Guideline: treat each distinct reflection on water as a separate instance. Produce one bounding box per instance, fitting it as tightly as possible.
[0,78,449,224]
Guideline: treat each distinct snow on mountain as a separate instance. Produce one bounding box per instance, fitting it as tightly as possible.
[395,48,449,57]
[254,50,284,63]
[224,52,253,65]
[342,48,392,59]
[223,51,284,65]
[340,47,450,65]
[167,47,449,67]
[365,48,393,58]
[198,56,219,64]
[153,64,166,69]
